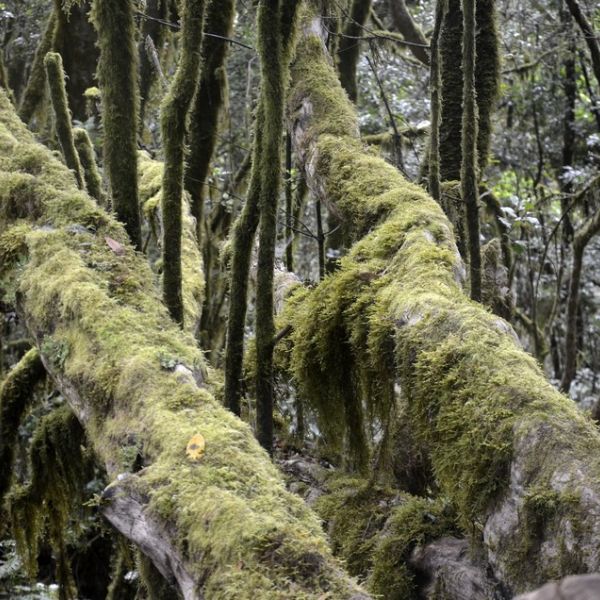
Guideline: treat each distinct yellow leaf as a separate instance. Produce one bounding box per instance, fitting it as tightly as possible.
[186,434,205,461]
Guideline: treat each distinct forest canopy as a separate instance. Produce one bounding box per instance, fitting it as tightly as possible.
[1,0,600,599]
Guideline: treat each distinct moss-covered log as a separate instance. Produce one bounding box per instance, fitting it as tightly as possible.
[160,0,206,326]
[287,12,600,595]
[0,91,367,599]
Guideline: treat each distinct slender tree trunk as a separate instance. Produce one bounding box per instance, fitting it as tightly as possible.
[461,0,481,301]
[0,89,368,600]
[160,0,206,326]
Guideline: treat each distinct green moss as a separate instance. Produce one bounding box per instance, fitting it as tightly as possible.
[315,477,398,578]
[185,0,236,243]
[8,404,94,596]
[369,497,457,599]
[285,14,600,587]
[138,152,204,338]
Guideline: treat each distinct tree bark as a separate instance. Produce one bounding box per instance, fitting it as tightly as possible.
[287,11,600,595]
[0,90,367,600]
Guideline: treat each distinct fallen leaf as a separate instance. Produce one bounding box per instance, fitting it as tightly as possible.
[186,434,206,461]
[105,236,125,256]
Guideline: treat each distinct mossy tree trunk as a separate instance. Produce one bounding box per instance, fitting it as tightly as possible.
[0,90,367,600]
[92,0,142,250]
[286,10,600,595]
[160,0,206,326]
[185,0,236,245]
[460,0,481,301]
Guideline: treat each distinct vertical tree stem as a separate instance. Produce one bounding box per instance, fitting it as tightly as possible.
[461,0,481,301]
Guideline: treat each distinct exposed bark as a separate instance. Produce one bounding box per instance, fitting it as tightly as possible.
[0,91,367,599]
[388,0,429,66]
[287,11,600,595]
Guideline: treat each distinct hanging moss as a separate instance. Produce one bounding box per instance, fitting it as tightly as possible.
[18,12,57,125]
[0,349,46,506]
[8,404,94,598]
[439,0,463,182]
[337,0,373,103]
[160,0,207,326]
[185,0,236,243]
[91,0,142,248]
[428,0,444,202]
[73,127,104,205]
[44,52,85,190]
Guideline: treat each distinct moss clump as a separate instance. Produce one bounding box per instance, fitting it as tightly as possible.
[368,497,457,599]
[315,477,399,578]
